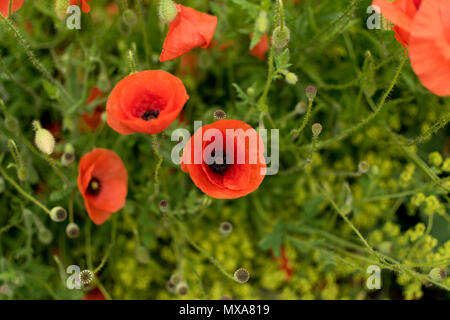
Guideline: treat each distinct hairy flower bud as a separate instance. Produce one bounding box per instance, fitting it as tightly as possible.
[122,9,138,28]
[50,206,67,222]
[272,26,290,49]
[234,268,250,284]
[429,267,446,281]
[219,221,233,237]
[256,11,269,33]
[158,0,178,24]
[285,72,298,85]
[38,228,53,244]
[66,223,80,239]
[33,121,55,155]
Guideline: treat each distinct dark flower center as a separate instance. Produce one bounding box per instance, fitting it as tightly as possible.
[87,177,102,195]
[208,150,230,175]
[141,110,160,121]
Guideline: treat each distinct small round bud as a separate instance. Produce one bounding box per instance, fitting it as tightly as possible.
[234,268,250,284]
[4,116,19,132]
[55,0,70,19]
[175,282,189,295]
[135,245,150,264]
[169,273,182,285]
[158,0,178,24]
[285,72,298,85]
[97,73,110,92]
[0,177,4,194]
[311,123,322,136]
[246,87,255,97]
[65,223,80,239]
[294,101,307,114]
[214,110,227,120]
[50,206,67,222]
[17,166,28,182]
[305,86,317,101]
[122,9,138,28]
[429,268,446,281]
[158,200,169,213]
[79,270,94,285]
[61,144,75,166]
[33,121,55,155]
[256,11,269,33]
[219,221,233,237]
[358,161,370,174]
[272,26,290,49]
[38,229,53,244]
[166,280,176,293]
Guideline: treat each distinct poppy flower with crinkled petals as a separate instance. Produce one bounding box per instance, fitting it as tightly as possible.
[70,0,91,13]
[0,0,24,18]
[372,0,422,47]
[409,0,450,96]
[78,148,128,225]
[80,87,104,131]
[160,3,218,62]
[180,120,266,199]
[106,70,189,135]
[250,33,269,61]
[83,288,106,300]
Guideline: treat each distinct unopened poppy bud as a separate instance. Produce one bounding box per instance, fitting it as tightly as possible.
[312,123,322,136]
[429,268,446,281]
[175,281,189,295]
[158,199,169,213]
[79,270,94,285]
[135,245,150,264]
[256,11,269,33]
[272,26,290,49]
[294,101,307,114]
[214,110,227,120]
[219,221,233,237]
[0,177,4,194]
[17,166,28,182]
[246,87,255,97]
[285,72,298,85]
[234,268,250,284]
[97,73,111,92]
[38,228,53,244]
[66,223,80,239]
[122,9,138,28]
[33,121,55,155]
[50,206,67,222]
[170,273,182,285]
[4,116,19,132]
[61,144,75,166]
[305,86,317,101]
[55,0,70,19]
[358,161,370,174]
[158,0,178,24]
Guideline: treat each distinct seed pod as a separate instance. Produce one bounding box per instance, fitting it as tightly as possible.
[50,207,67,222]
[175,281,189,295]
[38,229,53,245]
[285,72,298,85]
[135,245,150,264]
[234,268,250,284]
[122,9,138,28]
[158,0,178,24]
[33,121,55,155]
[65,223,80,239]
[158,200,169,213]
[272,26,290,49]
[305,86,317,101]
[79,270,94,285]
[170,273,182,285]
[311,123,322,136]
[166,280,176,293]
[219,222,233,237]
[429,268,447,281]
[358,161,370,174]
[55,0,70,19]
[294,102,307,114]
[214,110,227,121]
[61,144,75,166]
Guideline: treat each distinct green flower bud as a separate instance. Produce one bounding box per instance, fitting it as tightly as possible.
[175,281,189,295]
[272,26,290,49]
[55,0,70,20]
[135,245,150,264]
[285,72,298,85]
[442,158,450,172]
[122,9,138,28]
[256,11,269,34]
[246,87,255,97]
[4,116,19,132]
[234,268,250,284]
[65,223,80,239]
[38,228,53,244]
[311,123,322,136]
[429,267,446,281]
[50,207,67,222]
[33,121,55,155]
[158,0,178,24]
[17,166,28,182]
[97,73,110,92]
[214,110,227,120]
[428,152,443,167]
[219,221,233,237]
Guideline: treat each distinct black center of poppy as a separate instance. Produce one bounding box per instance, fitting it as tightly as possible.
[87,177,102,195]
[141,110,160,121]
[208,150,230,175]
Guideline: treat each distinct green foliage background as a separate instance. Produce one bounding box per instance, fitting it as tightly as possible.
[0,0,449,300]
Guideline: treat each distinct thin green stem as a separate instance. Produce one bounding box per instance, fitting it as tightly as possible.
[151,134,163,198]
[136,0,151,67]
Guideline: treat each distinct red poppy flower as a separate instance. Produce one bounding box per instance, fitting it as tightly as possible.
[106,70,189,135]
[250,33,270,61]
[0,0,24,18]
[78,148,128,225]
[83,288,106,300]
[160,4,218,62]
[180,120,266,199]
[81,87,104,131]
[372,0,422,47]
[70,0,91,13]
[409,0,450,96]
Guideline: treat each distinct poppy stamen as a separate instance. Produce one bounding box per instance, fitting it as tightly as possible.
[209,150,230,175]
[87,177,102,195]
[141,110,160,121]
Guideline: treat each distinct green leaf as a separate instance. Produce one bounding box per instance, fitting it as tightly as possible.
[258,220,285,256]
[42,80,60,100]
[275,49,291,71]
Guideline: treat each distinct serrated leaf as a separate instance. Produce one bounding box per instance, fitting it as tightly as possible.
[42,80,60,100]
[275,49,292,70]
[258,220,285,256]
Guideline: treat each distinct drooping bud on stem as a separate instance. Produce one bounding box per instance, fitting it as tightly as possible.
[272,26,290,49]
[158,0,178,24]
[33,121,55,155]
